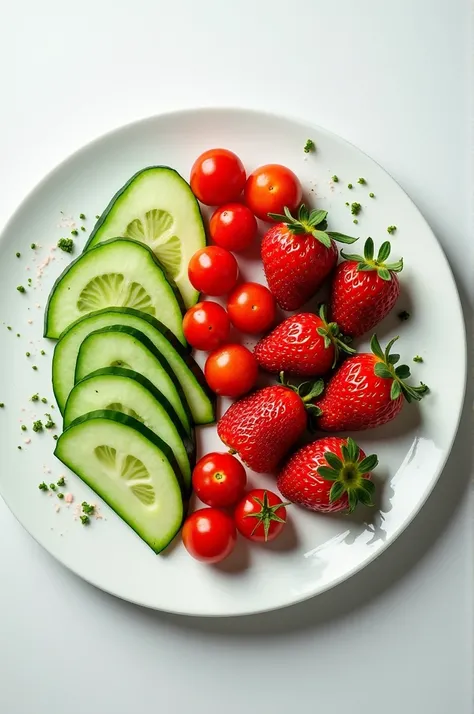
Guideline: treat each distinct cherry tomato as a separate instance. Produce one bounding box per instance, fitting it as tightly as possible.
[244,164,303,221]
[234,489,288,542]
[227,282,276,334]
[183,301,230,351]
[188,246,239,296]
[209,203,257,252]
[193,452,247,508]
[182,508,237,563]
[205,344,258,398]
[190,149,246,206]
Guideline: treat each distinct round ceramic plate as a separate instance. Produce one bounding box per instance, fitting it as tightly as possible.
[0,108,466,617]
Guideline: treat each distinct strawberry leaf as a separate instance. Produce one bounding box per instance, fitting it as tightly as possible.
[347,490,358,512]
[374,363,393,379]
[327,231,358,244]
[358,487,374,507]
[377,268,391,281]
[318,466,339,481]
[312,230,332,248]
[370,334,385,361]
[364,237,375,261]
[329,481,345,503]
[395,364,411,379]
[308,209,328,227]
[325,452,344,470]
[377,241,391,262]
[358,454,379,473]
[346,437,360,461]
[390,380,402,400]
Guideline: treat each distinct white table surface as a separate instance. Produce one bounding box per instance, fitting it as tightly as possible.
[0,1,472,712]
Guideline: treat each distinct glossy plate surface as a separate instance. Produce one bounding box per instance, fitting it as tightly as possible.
[0,108,466,616]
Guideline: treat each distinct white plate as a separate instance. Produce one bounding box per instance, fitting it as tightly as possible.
[0,108,466,617]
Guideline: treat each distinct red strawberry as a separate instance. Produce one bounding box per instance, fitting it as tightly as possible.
[330,237,403,337]
[261,205,358,311]
[313,335,429,431]
[278,437,378,513]
[254,305,355,377]
[217,376,323,473]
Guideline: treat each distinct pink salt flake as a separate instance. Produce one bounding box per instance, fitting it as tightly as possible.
[65,493,74,504]
[23,438,31,444]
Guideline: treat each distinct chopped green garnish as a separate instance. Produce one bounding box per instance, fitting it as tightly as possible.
[44,414,55,429]
[40,350,45,356]
[32,420,43,432]
[303,139,316,153]
[21,425,27,431]
[49,483,56,491]
[413,355,423,363]
[41,397,47,403]
[16,252,21,258]
[345,202,349,206]
[357,177,366,185]
[348,183,353,189]
[30,243,36,249]
[16,333,20,337]
[353,219,358,224]
[95,214,100,219]
[27,278,32,284]
[0,403,4,408]
[82,501,95,515]
[80,226,86,232]
[387,225,397,234]
[16,285,26,293]
[79,213,86,220]
[7,326,11,331]
[71,229,78,236]
[53,434,58,441]
[398,310,410,321]
[80,515,90,525]
[32,365,38,371]
[57,492,64,500]
[17,446,22,450]
[351,202,361,216]
[332,175,339,182]
[25,352,30,357]
[38,482,48,491]
[369,192,375,198]
[31,393,39,402]
[57,476,65,487]
[57,237,74,253]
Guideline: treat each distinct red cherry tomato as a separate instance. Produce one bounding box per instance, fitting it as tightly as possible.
[188,246,239,296]
[205,344,258,398]
[234,489,288,543]
[244,164,302,221]
[182,508,237,563]
[209,203,257,252]
[193,452,247,508]
[190,149,246,206]
[183,301,230,351]
[227,282,276,334]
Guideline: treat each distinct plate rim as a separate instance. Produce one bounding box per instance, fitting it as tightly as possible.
[0,106,467,617]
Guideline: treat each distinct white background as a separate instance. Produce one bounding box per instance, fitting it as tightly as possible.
[0,1,472,712]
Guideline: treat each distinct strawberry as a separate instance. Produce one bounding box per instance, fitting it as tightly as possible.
[313,335,429,431]
[261,205,358,311]
[254,305,355,377]
[330,237,403,337]
[217,376,323,473]
[278,437,378,513]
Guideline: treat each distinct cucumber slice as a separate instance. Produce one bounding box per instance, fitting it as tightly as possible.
[75,325,192,434]
[55,410,184,553]
[64,367,195,489]
[44,238,185,343]
[85,167,206,309]
[52,307,215,424]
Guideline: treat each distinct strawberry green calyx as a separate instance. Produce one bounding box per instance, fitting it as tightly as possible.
[341,237,403,281]
[317,437,378,512]
[268,205,358,248]
[244,490,289,541]
[317,304,356,366]
[370,335,429,402]
[278,372,324,419]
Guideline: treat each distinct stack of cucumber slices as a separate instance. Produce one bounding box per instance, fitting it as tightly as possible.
[45,167,214,553]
